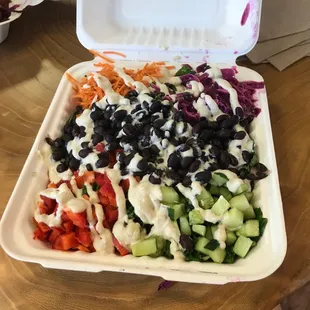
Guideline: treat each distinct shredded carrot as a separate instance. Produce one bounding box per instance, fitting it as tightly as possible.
[102,51,126,58]
[66,56,170,109]
[89,50,114,63]
[155,61,166,65]
[165,65,176,70]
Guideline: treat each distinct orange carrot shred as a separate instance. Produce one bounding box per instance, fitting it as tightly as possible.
[89,50,115,63]
[102,51,126,58]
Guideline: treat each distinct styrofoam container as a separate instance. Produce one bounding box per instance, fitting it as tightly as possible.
[0,0,287,284]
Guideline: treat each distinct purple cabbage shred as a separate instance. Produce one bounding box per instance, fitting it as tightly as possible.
[157,280,175,291]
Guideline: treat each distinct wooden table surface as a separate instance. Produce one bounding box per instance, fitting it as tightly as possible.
[0,1,309,309]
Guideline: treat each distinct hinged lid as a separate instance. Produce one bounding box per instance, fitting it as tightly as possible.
[77,0,262,63]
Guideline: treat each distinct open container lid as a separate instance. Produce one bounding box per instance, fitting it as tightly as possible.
[77,0,262,64]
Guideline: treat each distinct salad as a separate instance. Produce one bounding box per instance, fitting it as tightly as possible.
[0,0,19,22]
[33,51,268,264]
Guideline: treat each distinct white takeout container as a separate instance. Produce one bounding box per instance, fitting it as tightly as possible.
[0,0,44,44]
[0,0,287,284]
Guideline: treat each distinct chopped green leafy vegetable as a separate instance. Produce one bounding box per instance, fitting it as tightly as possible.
[82,185,88,196]
[205,239,220,251]
[175,65,195,76]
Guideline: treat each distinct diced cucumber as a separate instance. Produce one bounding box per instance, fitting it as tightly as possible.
[211,196,230,216]
[229,194,250,212]
[197,188,214,209]
[201,255,211,261]
[206,226,213,240]
[204,247,226,263]
[226,231,237,245]
[179,215,191,235]
[132,237,157,257]
[160,186,179,204]
[150,236,166,258]
[168,203,185,221]
[210,172,228,186]
[233,235,253,258]
[209,185,220,196]
[244,191,253,202]
[235,183,249,195]
[243,205,256,220]
[222,208,244,230]
[210,225,217,237]
[219,187,233,201]
[194,237,210,255]
[192,224,207,237]
[189,209,204,225]
[236,220,259,237]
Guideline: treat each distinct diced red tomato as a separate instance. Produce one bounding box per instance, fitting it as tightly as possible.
[75,175,84,188]
[120,179,130,193]
[40,195,56,214]
[63,220,74,232]
[108,152,117,168]
[37,222,52,234]
[112,235,129,256]
[65,211,87,229]
[104,206,118,226]
[53,232,79,251]
[95,143,105,152]
[37,202,48,215]
[75,244,91,253]
[33,228,50,241]
[83,171,95,184]
[98,193,110,207]
[76,227,92,247]
[56,180,72,190]
[48,227,64,244]
[103,219,110,230]
[95,173,107,187]
[61,212,71,222]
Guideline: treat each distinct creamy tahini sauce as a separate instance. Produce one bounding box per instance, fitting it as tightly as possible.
[213,224,226,249]
[213,169,245,194]
[128,177,183,258]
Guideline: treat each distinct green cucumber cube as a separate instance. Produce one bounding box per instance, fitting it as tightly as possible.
[206,226,213,240]
[235,183,249,195]
[132,238,158,257]
[179,215,191,235]
[211,225,217,237]
[211,173,228,186]
[236,220,259,237]
[204,247,226,263]
[244,192,253,202]
[233,235,253,258]
[209,185,220,196]
[211,196,230,216]
[226,231,237,245]
[160,186,179,204]
[192,224,207,236]
[194,237,210,255]
[197,188,214,209]
[243,205,256,220]
[189,209,204,225]
[219,187,233,201]
[168,203,185,221]
[229,194,250,212]
[222,208,244,230]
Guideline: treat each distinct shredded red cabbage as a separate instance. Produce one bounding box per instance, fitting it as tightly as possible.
[0,1,19,23]
[175,64,265,123]
[157,280,175,291]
